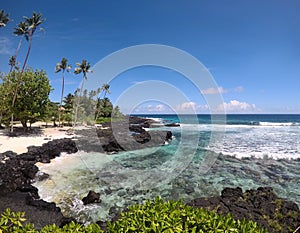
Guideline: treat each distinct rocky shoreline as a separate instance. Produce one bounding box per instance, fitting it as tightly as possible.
[0,117,299,232]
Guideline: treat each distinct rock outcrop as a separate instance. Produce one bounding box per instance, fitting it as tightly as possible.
[187,187,300,233]
[0,138,77,194]
[82,190,101,205]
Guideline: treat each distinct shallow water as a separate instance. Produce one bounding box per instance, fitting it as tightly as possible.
[34,114,300,223]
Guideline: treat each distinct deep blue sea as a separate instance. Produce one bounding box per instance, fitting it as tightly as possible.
[34,114,300,223]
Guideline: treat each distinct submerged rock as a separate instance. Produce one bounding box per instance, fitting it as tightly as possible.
[82,190,101,205]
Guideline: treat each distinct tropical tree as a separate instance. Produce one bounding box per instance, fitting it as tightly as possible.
[2,68,52,131]
[74,59,92,125]
[63,93,75,126]
[0,10,9,27]
[55,57,71,126]
[0,74,9,128]
[9,21,28,72]
[43,101,59,127]
[20,12,45,73]
[10,12,45,132]
[101,83,111,98]
[94,83,111,120]
[95,97,113,121]
[112,106,123,119]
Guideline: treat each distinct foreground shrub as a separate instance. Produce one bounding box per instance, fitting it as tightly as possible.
[107,197,268,232]
[0,197,268,232]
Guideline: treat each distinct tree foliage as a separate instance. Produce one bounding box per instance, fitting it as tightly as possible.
[55,57,71,126]
[0,9,10,27]
[1,68,52,130]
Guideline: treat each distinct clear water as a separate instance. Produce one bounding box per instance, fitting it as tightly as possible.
[34,114,300,224]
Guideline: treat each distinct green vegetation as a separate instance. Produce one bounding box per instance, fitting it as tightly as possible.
[9,12,45,133]
[0,198,268,232]
[0,9,122,131]
[1,68,52,131]
[55,57,72,127]
[0,10,10,27]
[74,59,93,126]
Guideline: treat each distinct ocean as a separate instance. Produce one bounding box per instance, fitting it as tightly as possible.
[34,114,300,223]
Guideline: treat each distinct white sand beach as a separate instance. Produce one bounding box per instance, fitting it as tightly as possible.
[0,123,74,154]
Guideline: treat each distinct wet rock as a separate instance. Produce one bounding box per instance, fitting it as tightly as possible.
[187,186,300,233]
[76,117,172,153]
[221,187,243,198]
[117,190,126,197]
[185,186,195,194]
[82,190,101,205]
[0,138,78,194]
[25,193,60,212]
[165,123,180,127]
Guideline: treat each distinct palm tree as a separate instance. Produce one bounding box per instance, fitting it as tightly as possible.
[10,12,45,133]
[21,12,45,73]
[95,83,111,120]
[0,10,9,27]
[55,57,71,127]
[101,83,111,98]
[10,21,28,72]
[74,59,92,125]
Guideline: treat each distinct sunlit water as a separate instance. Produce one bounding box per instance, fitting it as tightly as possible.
[34,114,300,223]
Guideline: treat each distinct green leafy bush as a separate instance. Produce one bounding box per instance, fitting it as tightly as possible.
[0,198,268,232]
[0,208,37,233]
[107,197,268,232]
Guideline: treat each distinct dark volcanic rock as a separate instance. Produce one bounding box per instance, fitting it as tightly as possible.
[0,191,65,229]
[187,187,300,233]
[82,190,101,205]
[25,193,60,212]
[0,138,78,194]
[0,138,78,228]
[165,123,180,127]
[76,117,172,153]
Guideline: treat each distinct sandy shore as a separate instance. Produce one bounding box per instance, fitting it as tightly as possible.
[0,123,74,154]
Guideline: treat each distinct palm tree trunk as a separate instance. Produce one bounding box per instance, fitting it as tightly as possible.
[58,72,65,127]
[10,35,32,133]
[9,37,23,73]
[74,76,85,127]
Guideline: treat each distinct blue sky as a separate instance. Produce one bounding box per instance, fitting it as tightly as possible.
[1,0,300,114]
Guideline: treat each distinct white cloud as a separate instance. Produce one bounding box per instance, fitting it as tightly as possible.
[136,104,166,113]
[196,104,209,111]
[201,86,228,94]
[201,86,244,95]
[0,37,13,55]
[218,100,257,113]
[146,104,165,112]
[175,101,197,113]
[234,86,244,92]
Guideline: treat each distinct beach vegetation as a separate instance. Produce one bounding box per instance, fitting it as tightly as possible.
[9,11,45,133]
[74,59,92,126]
[0,68,52,131]
[43,101,60,127]
[0,198,268,232]
[0,9,10,27]
[55,57,72,127]
[10,21,28,72]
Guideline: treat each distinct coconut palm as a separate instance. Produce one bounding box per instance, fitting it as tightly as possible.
[74,59,92,125]
[10,21,28,72]
[0,10,9,27]
[21,12,45,73]
[10,12,45,133]
[55,57,71,127]
[101,83,111,98]
[95,83,111,120]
